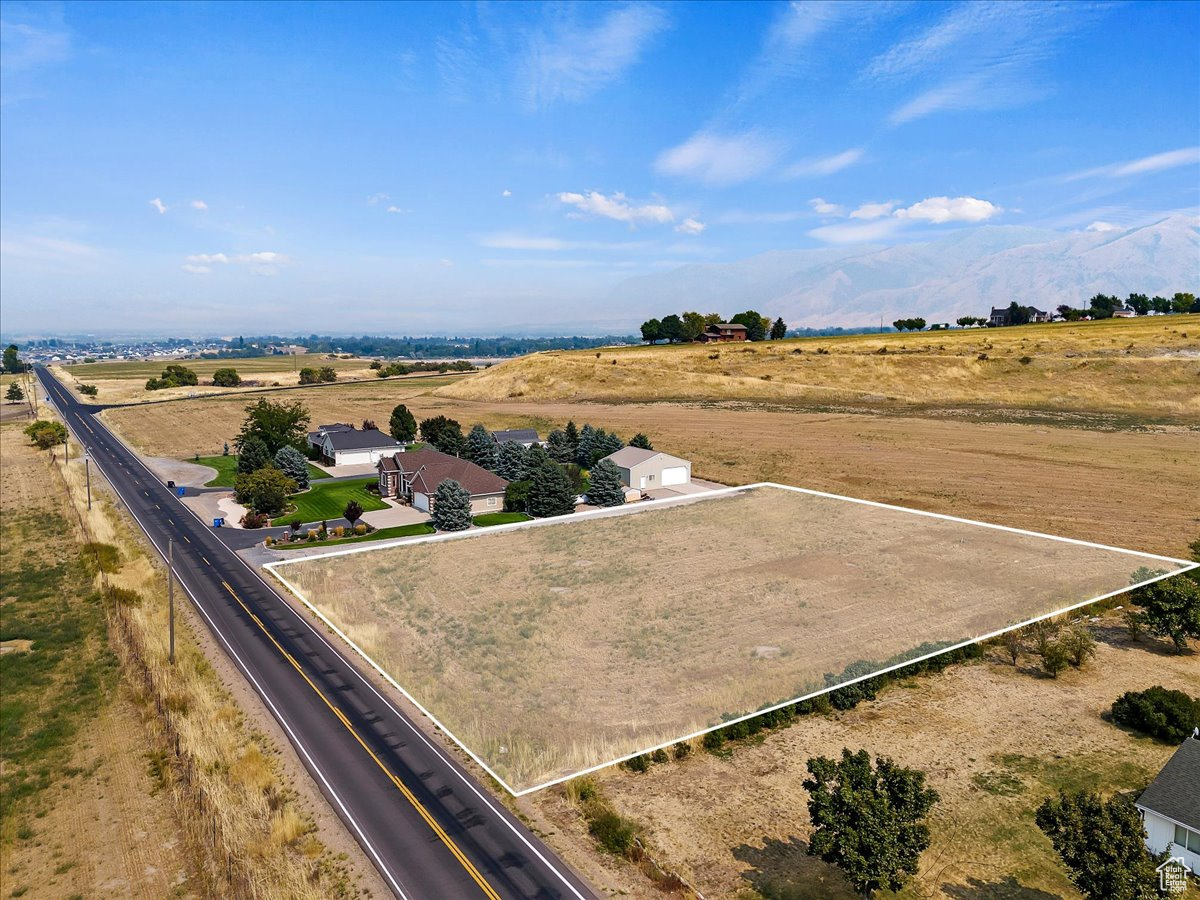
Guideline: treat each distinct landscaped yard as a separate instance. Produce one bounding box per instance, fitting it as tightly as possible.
[473,512,532,527]
[193,454,329,488]
[276,521,435,549]
[271,478,388,526]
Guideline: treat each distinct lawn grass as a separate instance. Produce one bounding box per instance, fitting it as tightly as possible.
[271,478,388,526]
[472,512,532,527]
[193,454,329,488]
[276,521,435,549]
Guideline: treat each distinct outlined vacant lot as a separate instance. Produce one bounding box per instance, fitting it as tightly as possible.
[267,484,1195,794]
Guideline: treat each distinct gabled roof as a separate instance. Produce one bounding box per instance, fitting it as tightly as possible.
[1137,734,1200,830]
[380,448,508,496]
[491,428,540,444]
[316,423,353,432]
[707,322,747,331]
[602,446,688,469]
[323,428,402,452]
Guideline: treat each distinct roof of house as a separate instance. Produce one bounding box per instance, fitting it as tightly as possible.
[321,428,402,452]
[316,423,353,432]
[1137,734,1200,830]
[491,428,540,444]
[709,322,747,331]
[379,448,508,496]
[603,446,687,469]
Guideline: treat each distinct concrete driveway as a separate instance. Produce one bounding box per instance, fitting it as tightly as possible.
[361,501,431,529]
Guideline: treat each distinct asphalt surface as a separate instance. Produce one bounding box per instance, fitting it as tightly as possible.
[36,368,596,900]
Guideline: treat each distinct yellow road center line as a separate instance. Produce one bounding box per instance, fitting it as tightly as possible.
[218,580,498,899]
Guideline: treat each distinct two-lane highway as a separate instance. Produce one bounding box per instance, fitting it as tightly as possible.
[37,367,595,900]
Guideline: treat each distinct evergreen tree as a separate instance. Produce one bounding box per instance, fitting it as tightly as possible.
[389,404,417,443]
[1036,791,1165,900]
[546,429,574,463]
[770,317,788,340]
[587,460,626,507]
[589,430,624,466]
[274,444,310,490]
[564,420,579,455]
[504,480,531,512]
[526,461,576,518]
[466,424,499,471]
[6,382,24,403]
[496,441,527,482]
[574,424,596,467]
[3,344,26,374]
[628,432,652,450]
[237,436,272,475]
[432,479,473,531]
[521,444,551,480]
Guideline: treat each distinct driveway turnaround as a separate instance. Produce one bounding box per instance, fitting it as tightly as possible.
[36,367,594,900]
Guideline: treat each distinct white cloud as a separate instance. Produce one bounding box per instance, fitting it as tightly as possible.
[556,191,674,226]
[366,192,390,205]
[655,130,784,186]
[1085,221,1122,233]
[850,201,895,220]
[501,189,512,197]
[786,147,864,178]
[1065,146,1200,181]
[386,205,409,214]
[893,196,1000,223]
[521,5,669,109]
[182,264,210,274]
[191,199,208,211]
[149,197,168,215]
[186,252,229,264]
[674,218,706,235]
[808,198,843,216]
[809,219,903,244]
[183,251,289,274]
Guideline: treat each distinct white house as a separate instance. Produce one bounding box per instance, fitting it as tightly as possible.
[601,446,691,491]
[1137,731,1200,874]
[307,423,402,467]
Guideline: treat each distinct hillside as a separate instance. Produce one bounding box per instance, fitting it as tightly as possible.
[604,215,1200,329]
[436,316,1200,422]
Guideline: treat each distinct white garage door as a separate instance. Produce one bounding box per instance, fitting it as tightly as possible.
[661,466,688,486]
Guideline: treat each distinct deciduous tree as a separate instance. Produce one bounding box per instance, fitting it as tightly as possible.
[212,367,242,387]
[1035,790,1164,900]
[24,419,67,449]
[803,748,939,898]
[237,398,310,457]
[1134,575,1200,653]
[431,479,472,531]
[419,416,465,456]
[731,310,767,341]
[233,467,296,517]
[343,500,364,526]
[660,314,684,343]
[3,344,27,374]
[640,319,662,344]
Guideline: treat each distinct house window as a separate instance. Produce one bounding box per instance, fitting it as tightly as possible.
[487,497,498,508]
[1175,823,1200,854]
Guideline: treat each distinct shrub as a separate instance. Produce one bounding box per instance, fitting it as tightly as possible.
[333,526,345,538]
[1039,641,1071,678]
[1059,624,1096,668]
[80,541,121,574]
[622,754,651,773]
[77,383,99,396]
[672,741,691,760]
[587,808,638,856]
[650,748,669,764]
[239,511,270,529]
[104,585,143,606]
[264,536,274,546]
[24,419,67,449]
[353,523,367,536]
[1019,355,1032,365]
[1124,609,1145,641]
[1111,686,1200,743]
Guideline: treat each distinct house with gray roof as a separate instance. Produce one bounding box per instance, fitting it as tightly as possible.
[490,428,542,447]
[307,424,402,467]
[1137,730,1200,872]
[601,446,691,491]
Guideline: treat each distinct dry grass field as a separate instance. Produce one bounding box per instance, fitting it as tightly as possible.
[439,315,1200,423]
[580,627,1200,899]
[59,354,385,404]
[271,486,1185,792]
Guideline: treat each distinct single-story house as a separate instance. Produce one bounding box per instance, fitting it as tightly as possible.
[696,323,749,343]
[1028,306,1052,323]
[308,424,403,467]
[1137,731,1200,874]
[601,446,691,491]
[1112,307,1137,318]
[491,428,542,448]
[377,448,508,514]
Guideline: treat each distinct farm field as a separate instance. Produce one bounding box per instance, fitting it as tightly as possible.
[268,485,1188,792]
[439,315,1200,423]
[571,621,1200,899]
[0,421,195,897]
[98,372,1200,558]
[57,354,461,405]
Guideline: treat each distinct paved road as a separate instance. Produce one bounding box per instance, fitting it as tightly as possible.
[36,368,595,900]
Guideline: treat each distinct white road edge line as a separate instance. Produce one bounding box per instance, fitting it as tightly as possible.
[56,376,590,900]
[41,376,415,900]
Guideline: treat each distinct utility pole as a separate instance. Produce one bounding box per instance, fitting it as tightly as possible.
[84,449,92,510]
[167,537,176,664]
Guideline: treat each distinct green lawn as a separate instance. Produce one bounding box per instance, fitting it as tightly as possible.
[271,478,388,526]
[472,512,532,527]
[192,455,329,488]
[276,521,435,549]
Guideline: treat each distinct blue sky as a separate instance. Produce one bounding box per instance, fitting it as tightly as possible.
[2,0,1198,335]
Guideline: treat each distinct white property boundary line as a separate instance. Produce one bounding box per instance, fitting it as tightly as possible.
[265,482,1197,797]
[53,376,590,900]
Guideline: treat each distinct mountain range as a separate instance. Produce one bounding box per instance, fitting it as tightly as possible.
[608,215,1200,328]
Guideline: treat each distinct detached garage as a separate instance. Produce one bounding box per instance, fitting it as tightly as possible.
[602,446,692,491]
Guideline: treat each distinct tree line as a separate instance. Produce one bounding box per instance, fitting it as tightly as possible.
[640,310,787,343]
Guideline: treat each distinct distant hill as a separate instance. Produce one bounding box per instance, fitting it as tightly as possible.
[608,216,1200,327]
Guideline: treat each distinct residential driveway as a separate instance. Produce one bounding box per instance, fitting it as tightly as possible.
[142,456,218,487]
[644,479,724,501]
[361,501,430,529]
[310,461,379,478]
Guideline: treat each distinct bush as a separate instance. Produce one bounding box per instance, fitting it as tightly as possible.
[353,523,367,536]
[77,383,98,396]
[672,741,691,760]
[240,511,270,528]
[24,419,67,449]
[212,367,241,387]
[1111,686,1200,743]
[145,364,198,391]
[1059,624,1096,668]
[622,754,651,773]
[104,585,143,606]
[587,808,638,856]
[1039,641,1071,678]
